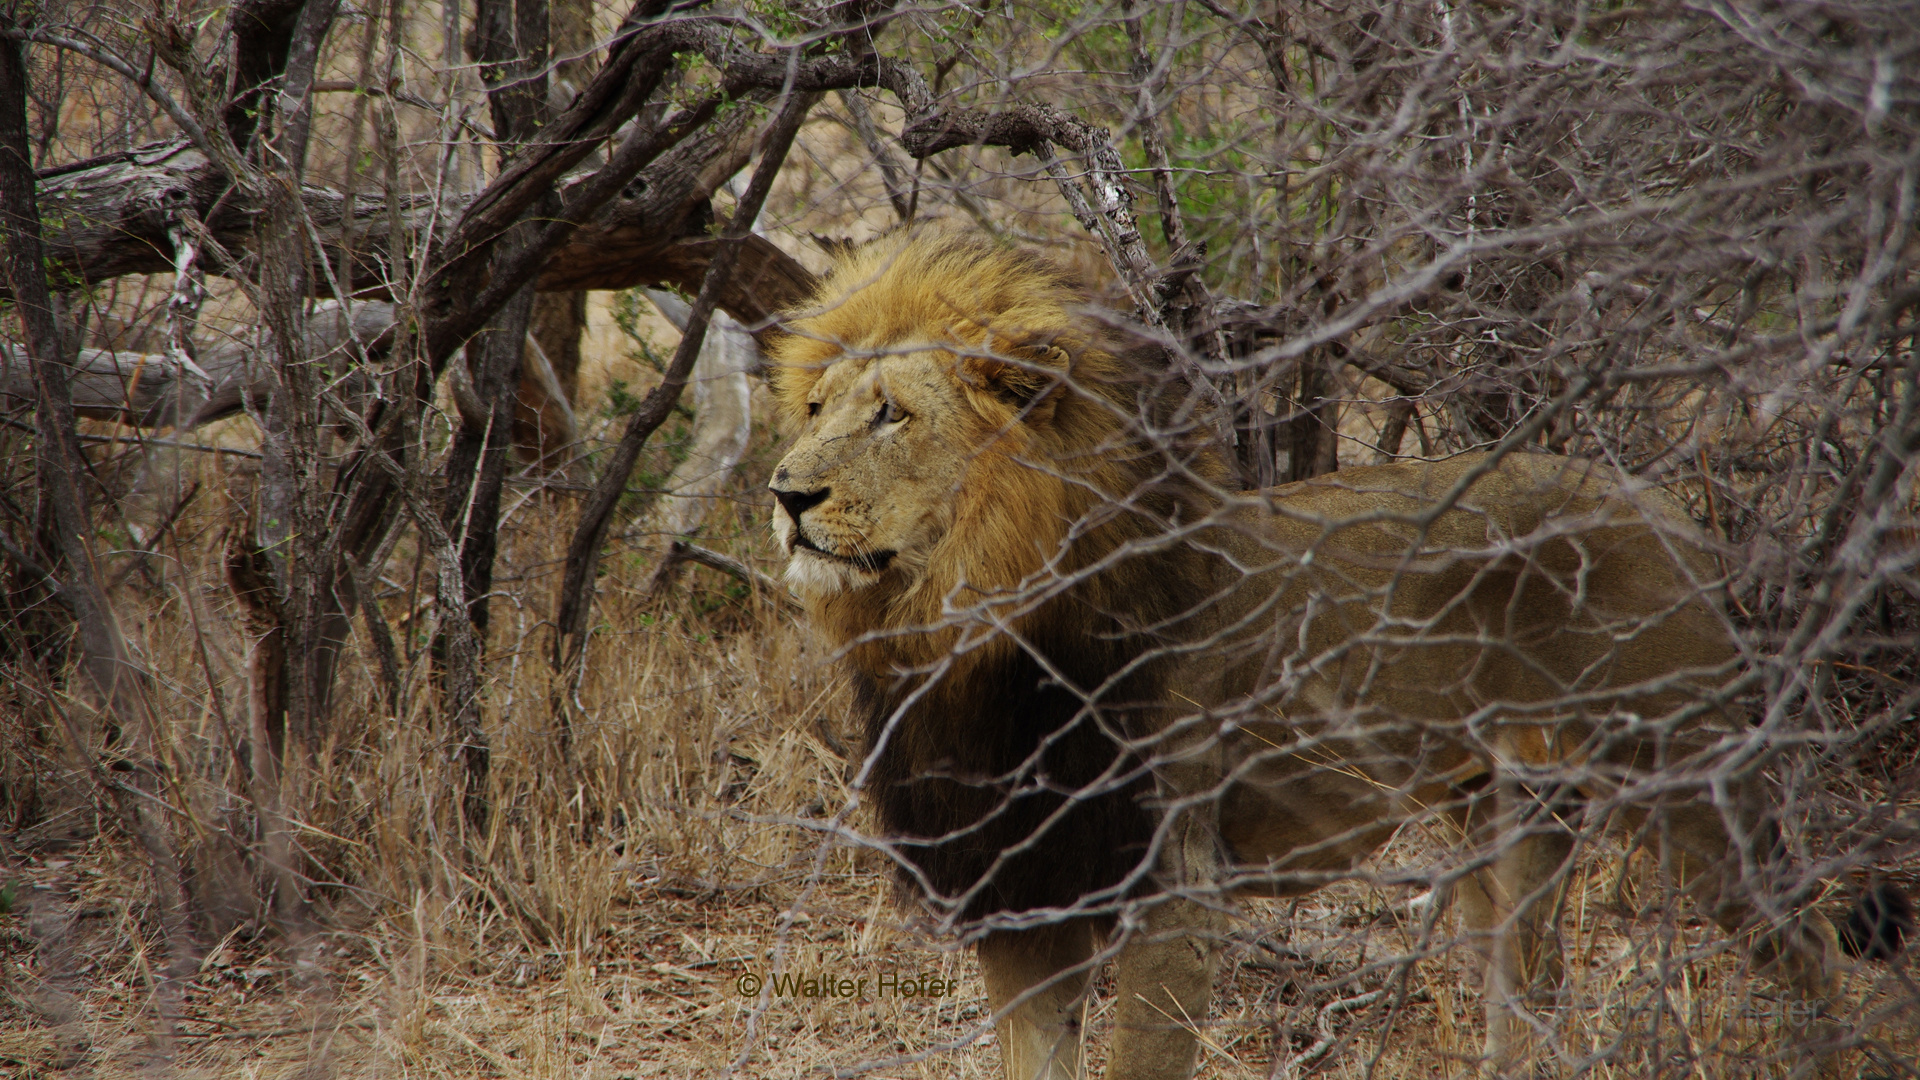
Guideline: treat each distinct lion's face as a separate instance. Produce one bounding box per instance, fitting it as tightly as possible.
[769,349,986,601]
[765,229,1129,618]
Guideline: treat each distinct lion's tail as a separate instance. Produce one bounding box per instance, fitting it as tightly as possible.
[1836,881,1915,961]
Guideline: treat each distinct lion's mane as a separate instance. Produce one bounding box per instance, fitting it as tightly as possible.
[769,231,1223,920]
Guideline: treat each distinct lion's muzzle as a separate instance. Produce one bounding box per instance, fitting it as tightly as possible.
[769,482,898,579]
[772,484,830,527]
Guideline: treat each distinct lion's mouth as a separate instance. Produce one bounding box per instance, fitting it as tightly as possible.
[793,533,896,574]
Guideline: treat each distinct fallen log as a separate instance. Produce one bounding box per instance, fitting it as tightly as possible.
[10,132,815,432]
[21,139,815,333]
[1,301,396,426]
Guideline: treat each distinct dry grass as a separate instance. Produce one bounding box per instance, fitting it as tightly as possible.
[7,3,1917,1077]
[2,255,1914,1080]
[6,807,1916,1078]
[3,359,1915,1078]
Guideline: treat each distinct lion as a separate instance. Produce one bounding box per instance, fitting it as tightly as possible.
[765,229,1905,1080]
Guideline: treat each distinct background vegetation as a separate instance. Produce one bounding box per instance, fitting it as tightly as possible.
[0,0,1915,1076]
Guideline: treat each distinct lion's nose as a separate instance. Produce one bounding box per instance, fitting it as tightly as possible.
[772,485,830,524]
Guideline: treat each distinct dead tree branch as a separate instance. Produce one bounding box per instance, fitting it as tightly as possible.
[551,89,814,686]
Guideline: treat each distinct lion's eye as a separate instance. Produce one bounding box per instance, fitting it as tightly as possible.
[807,401,821,417]
[875,401,908,426]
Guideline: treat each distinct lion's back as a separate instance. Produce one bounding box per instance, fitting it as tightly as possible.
[1198,452,1736,723]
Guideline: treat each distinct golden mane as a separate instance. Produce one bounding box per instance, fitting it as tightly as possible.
[767,229,1219,674]
[770,229,1104,422]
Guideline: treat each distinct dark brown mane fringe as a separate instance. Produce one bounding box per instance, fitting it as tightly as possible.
[859,474,1216,923]
[858,611,1167,923]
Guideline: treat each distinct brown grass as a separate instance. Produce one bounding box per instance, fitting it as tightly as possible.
[7,7,1917,1077]
[4,319,1915,1077]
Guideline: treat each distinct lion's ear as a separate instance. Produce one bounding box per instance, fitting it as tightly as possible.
[959,342,1070,422]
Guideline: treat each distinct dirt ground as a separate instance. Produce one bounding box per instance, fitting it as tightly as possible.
[7,819,1917,1079]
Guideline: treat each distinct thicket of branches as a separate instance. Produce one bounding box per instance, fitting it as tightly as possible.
[0,0,1915,1074]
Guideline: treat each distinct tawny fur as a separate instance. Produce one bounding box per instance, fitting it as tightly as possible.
[767,229,1873,1080]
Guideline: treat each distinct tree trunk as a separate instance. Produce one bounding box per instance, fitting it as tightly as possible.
[425,0,554,833]
[1286,357,1340,482]
[523,291,586,470]
[513,0,598,471]
[642,288,756,542]
[1,22,198,1052]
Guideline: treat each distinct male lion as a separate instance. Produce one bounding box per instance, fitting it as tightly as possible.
[766,230,1901,1080]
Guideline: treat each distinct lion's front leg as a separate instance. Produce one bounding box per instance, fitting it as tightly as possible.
[1106,808,1223,1080]
[980,920,1100,1080]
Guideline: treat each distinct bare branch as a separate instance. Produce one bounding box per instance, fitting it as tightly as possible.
[552,89,816,674]
[0,25,218,163]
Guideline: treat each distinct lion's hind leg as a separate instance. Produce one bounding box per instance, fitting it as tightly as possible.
[980,919,1102,1080]
[1105,893,1221,1080]
[1617,779,1865,1078]
[1837,881,1914,962]
[1450,776,1582,1076]
[1628,789,1847,1001]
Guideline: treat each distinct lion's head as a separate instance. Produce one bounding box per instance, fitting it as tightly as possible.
[767,230,1215,659]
